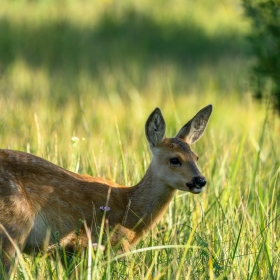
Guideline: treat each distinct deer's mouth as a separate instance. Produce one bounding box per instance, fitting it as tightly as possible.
[186,176,207,194]
[186,182,204,194]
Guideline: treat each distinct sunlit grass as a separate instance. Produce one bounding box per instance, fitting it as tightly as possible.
[1,90,279,279]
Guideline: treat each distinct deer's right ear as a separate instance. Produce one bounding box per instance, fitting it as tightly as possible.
[175,104,212,144]
[145,108,166,147]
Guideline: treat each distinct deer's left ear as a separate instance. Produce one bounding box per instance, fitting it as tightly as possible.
[145,108,166,147]
[175,105,212,144]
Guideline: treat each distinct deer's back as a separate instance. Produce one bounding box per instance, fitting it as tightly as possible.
[0,150,128,247]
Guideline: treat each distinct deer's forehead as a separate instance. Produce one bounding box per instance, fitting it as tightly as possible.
[162,138,192,153]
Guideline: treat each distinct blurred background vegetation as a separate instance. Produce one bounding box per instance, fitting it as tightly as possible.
[0,0,249,105]
[0,0,254,165]
[243,0,280,114]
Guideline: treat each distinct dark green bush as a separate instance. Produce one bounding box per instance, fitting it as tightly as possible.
[243,0,280,113]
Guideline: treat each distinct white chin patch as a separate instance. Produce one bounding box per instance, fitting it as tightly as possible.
[192,188,203,194]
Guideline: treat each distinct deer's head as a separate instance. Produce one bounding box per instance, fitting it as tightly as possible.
[145,105,212,194]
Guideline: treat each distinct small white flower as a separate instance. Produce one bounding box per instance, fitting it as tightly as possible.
[92,243,105,251]
[71,136,80,143]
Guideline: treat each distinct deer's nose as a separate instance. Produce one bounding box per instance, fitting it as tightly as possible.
[193,176,207,188]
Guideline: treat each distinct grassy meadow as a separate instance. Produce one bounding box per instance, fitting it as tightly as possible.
[0,0,280,279]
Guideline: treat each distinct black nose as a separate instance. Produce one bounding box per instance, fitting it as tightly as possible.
[193,176,207,188]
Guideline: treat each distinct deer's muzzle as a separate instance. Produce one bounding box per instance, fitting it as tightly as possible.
[186,176,207,194]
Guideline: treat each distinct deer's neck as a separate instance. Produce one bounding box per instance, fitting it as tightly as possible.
[124,164,177,236]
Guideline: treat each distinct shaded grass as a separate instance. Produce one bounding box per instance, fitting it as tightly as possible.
[0,10,246,72]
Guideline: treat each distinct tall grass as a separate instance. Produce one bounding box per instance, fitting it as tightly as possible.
[0,0,279,279]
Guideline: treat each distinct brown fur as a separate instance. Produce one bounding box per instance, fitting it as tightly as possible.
[0,105,212,276]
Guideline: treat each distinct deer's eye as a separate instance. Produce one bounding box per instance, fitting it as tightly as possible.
[169,158,182,167]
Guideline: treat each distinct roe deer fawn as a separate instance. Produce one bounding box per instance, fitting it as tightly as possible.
[0,105,212,276]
